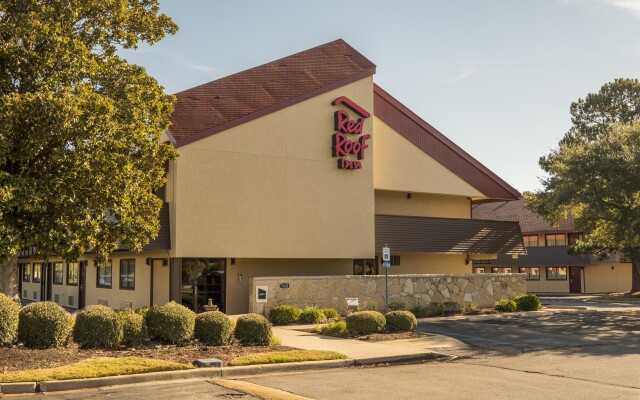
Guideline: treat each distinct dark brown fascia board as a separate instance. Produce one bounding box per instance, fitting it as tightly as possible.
[373,84,521,201]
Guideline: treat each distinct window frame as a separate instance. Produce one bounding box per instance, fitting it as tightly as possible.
[491,267,512,274]
[568,232,583,246]
[546,266,568,280]
[21,263,31,282]
[473,267,486,274]
[32,263,42,283]
[119,259,136,290]
[66,262,79,286]
[96,260,113,289]
[523,235,539,247]
[53,262,64,285]
[518,267,541,281]
[545,233,567,247]
[352,259,378,276]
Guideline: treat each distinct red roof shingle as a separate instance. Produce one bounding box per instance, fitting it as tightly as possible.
[472,199,575,233]
[169,39,376,147]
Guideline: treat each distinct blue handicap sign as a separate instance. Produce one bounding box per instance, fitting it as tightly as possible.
[383,261,391,268]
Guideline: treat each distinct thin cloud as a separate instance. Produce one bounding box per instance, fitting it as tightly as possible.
[606,0,640,19]
[444,63,479,83]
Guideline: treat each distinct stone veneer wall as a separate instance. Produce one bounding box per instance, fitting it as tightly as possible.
[249,274,526,315]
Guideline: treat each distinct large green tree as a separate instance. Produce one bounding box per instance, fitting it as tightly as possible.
[0,0,178,263]
[527,78,640,292]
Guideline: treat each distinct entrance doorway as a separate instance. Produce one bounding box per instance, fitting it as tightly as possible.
[181,258,226,312]
[569,266,582,293]
[78,261,87,309]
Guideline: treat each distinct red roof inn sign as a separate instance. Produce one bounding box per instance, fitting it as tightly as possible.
[331,96,371,170]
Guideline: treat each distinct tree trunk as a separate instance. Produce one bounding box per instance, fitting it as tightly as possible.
[631,248,640,292]
[0,256,19,298]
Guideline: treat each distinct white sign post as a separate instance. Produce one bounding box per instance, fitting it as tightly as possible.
[382,244,391,312]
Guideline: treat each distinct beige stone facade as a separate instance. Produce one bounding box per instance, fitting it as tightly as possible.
[249,274,526,315]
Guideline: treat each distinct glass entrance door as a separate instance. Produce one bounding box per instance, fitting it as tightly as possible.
[181,258,226,312]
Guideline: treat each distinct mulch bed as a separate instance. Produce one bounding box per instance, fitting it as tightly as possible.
[0,342,295,373]
[355,331,422,342]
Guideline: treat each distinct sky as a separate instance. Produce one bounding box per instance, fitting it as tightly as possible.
[120,0,640,194]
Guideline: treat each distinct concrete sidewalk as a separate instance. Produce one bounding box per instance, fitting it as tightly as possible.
[273,324,461,360]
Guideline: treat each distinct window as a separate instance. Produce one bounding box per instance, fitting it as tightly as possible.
[32,263,42,283]
[545,234,566,246]
[21,263,31,282]
[568,232,583,246]
[96,260,112,289]
[523,235,539,247]
[67,262,79,285]
[491,267,512,274]
[546,267,567,280]
[120,259,135,290]
[53,262,64,285]
[353,259,377,275]
[518,267,540,280]
[473,267,486,274]
[390,255,401,266]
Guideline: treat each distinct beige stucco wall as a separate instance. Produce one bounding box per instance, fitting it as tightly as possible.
[374,253,469,275]
[524,274,570,293]
[584,263,632,293]
[374,190,471,219]
[173,77,375,260]
[225,258,353,315]
[373,118,484,198]
[249,274,526,315]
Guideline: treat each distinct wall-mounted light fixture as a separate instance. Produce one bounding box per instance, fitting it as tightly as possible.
[407,192,412,199]
[238,273,243,284]
[611,266,615,270]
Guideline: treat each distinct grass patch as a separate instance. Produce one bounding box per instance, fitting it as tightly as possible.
[229,350,347,366]
[0,356,192,383]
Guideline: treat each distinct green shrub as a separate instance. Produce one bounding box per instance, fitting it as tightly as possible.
[388,300,406,311]
[345,311,386,335]
[268,306,301,325]
[514,294,542,311]
[145,301,196,344]
[385,310,417,332]
[320,308,339,320]
[73,305,121,348]
[298,306,326,324]
[317,320,347,337]
[495,299,517,312]
[18,302,71,348]
[194,311,233,345]
[0,293,20,345]
[234,313,272,345]
[443,301,462,315]
[463,302,478,314]
[118,311,147,346]
[135,307,150,317]
[358,301,379,312]
[410,305,428,318]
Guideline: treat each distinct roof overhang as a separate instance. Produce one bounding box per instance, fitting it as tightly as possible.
[375,214,526,255]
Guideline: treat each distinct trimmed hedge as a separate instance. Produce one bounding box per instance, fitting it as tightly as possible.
[145,301,196,344]
[73,305,121,348]
[385,310,417,332]
[345,311,386,335]
[18,302,71,348]
[0,293,20,345]
[495,299,517,312]
[194,311,233,345]
[234,313,272,345]
[298,306,326,324]
[514,294,542,311]
[320,308,339,320]
[118,310,147,346]
[443,301,462,315]
[317,320,347,337]
[388,300,406,311]
[268,306,301,325]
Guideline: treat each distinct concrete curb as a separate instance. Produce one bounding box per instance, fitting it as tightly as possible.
[544,305,589,310]
[417,310,554,323]
[0,382,37,395]
[25,352,449,394]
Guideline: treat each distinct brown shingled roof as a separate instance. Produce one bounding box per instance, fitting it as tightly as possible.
[472,199,575,233]
[169,39,376,147]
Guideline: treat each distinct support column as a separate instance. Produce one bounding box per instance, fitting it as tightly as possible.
[170,258,182,303]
